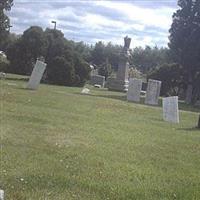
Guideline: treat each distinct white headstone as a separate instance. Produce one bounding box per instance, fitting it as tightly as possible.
[145,79,161,105]
[127,78,142,102]
[81,88,90,94]
[27,60,47,90]
[163,96,179,123]
[0,190,4,200]
[0,72,6,79]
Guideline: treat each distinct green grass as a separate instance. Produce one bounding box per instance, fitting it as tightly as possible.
[1,76,200,200]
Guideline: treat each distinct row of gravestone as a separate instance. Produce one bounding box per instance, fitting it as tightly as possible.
[27,61,179,124]
[127,78,179,123]
[127,78,161,105]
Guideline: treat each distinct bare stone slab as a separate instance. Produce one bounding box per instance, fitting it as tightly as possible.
[27,60,46,90]
[145,79,161,105]
[127,78,142,102]
[90,75,105,87]
[163,96,179,123]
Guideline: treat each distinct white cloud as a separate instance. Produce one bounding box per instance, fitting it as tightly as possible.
[8,0,177,47]
[95,1,175,30]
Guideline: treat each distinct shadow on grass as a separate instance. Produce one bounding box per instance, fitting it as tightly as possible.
[178,101,200,113]
[93,94,127,101]
[177,127,200,131]
[93,93,161,107]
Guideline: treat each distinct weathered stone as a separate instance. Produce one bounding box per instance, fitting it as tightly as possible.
[27,60,46,90]
[163,96,179,123]
[90,75,105,87]
[107,36,131,92]
[127,78,142,102]
[0,190,4,200]
[81,88,90,94]
[145,79,161,105]
[0,72,6,79]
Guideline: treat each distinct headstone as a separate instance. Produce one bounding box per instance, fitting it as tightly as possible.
[81,88,90,94]
[163,96,179,123]
[198,115,200,128]
[145,79,161,105]
[107,36,131,92]
[27,60,47,90]
[0,190,4,200]
[90,75,105,87]
[127,78,142,102]
[0,72,6,79]
[94,84,101,88]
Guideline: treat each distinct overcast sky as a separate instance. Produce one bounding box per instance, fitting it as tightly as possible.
[7,0,178,48]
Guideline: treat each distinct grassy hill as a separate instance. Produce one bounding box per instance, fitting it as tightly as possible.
[1,76,200,200]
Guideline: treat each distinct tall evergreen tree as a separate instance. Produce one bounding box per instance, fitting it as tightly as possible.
[169,0,200,104]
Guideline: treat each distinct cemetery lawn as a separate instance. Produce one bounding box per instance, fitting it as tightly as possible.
[1,76,200,200]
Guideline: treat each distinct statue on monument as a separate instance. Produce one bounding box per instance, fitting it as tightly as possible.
[107,36,132,92]
[124,36,131,49]
[122,36,131,56]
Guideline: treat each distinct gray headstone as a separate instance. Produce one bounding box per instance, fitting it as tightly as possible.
[145,79,161,105]
[90,75,105,87]
[27,60,46,90]
[127,78,142,102]
[163,96,179,123]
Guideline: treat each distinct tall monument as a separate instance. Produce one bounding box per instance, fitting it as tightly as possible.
[107,36,131,92]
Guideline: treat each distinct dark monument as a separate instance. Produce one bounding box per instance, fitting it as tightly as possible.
[107,36,131,92]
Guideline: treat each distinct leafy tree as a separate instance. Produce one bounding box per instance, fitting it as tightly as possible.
[0,0,13,49]
[91,41,106,66]
[148,63,184,96]
[91,41,122,74]
[7,26,48,75]
[22,26,48,61]
[169,0,200,104]
[74,41,92,62]
[6,26,93,87]
[0,0,13,10]
[44,29,92,86]
[130,46,171,73]
[98,58,112,80]
[47,56,75,86]
[73,52,91,86]
[6,38,29,74]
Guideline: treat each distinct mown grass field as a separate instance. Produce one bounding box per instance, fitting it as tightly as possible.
[1,76,200,200]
